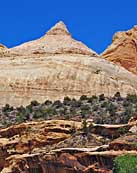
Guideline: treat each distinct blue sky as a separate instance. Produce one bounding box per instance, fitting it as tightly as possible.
[0,0,136,53]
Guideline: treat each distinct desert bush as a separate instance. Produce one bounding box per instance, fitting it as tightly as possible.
[16,112,25,123]
[82,119,88,135]
[114,92,121,98]
[2,104,13,113]
[99,94,105,101]
[101,101,109,108]
[30,100,39,106]
[44,100,52,105]
[80,95,88,101]
[126,94,137,103]
[70,100,81,108]
[53,100,63,108]
[63,96,71,105]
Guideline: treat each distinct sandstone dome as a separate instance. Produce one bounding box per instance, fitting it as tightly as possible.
[0,22,137,106]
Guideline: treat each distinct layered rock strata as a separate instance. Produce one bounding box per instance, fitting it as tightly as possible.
[102,26,137,75]
[0,22,137,106]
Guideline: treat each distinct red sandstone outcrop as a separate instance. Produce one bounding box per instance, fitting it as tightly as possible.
[102,26,137,75]
[0,120,81,172]
[0,119,136,172]
[109,134,137,151]
[1,152,114,173]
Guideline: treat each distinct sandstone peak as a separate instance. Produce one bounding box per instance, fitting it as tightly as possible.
[0,24,136,106]
[11,21,98,56]
[102,25,137,75]
[46,21,70,36]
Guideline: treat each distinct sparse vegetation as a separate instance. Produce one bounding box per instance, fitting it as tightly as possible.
[113,154,137,173]
[0,93,137,127]
[82,119,88,135]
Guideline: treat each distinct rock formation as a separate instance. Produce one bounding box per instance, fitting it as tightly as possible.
[0,119,137,173]
[0,22,137,173]
[0,22,137,106]
[102,26,137,75]
[11,21,97,56]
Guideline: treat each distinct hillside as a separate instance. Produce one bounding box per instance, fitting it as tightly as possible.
[0,22,137,173]
[0,94,137,172]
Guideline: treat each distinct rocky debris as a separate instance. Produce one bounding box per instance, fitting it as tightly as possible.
[102,25,137,75]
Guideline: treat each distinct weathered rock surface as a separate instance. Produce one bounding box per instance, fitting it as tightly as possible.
[89,123,130,138]
[109,134,137,151]
[11,21,97,56]
[102,26,137,75]
[0,22,137,106]
[0,119,136,172]
[2,152,114,173]
[0,120,81,172]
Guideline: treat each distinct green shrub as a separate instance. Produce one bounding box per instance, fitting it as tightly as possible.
[53,100,62,108]
[132,142,137,148]
[80,95,88,101]
[118,127,129,135]
[101,101,109,108]
[63,96,71,105]
[70,100,81,108]
[16,112,25,123]
[99,94,105,101]
[44,100,52,105]
[107,103,116,116]
[2,104,13,113]
[113,154,137,173]
[126,94,137,103]
[114,92,121,98]
[82,119,88,134]
[30,100,39,106]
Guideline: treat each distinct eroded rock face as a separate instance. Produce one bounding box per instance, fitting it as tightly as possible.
[102,26,137,75]
[0,120,81,172]
[0,22,137,106]
[0,120,137,172]
[109,134,137,151]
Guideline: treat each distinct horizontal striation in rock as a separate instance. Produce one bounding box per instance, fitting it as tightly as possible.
[102,25,137,75]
